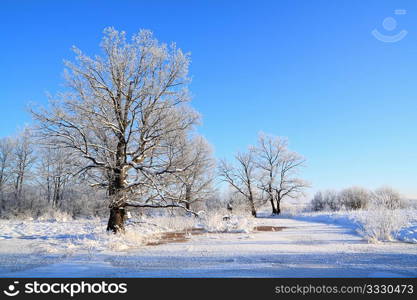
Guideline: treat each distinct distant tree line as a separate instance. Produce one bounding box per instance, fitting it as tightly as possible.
[0,128,108,218]
[310,186,407,211]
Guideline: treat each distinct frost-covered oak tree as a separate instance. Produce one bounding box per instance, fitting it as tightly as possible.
[254,133,308,215]
[32,28,203,232]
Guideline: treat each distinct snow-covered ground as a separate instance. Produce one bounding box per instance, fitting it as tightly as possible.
[0,213,416,278]
[289,209,417,244]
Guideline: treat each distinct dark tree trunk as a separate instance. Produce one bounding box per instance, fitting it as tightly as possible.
[185,184,191,210]
[106,168,123,233]
[249,196,257,218]
[270,198,278,215]
[107,140,128,233]
[268,178,277,215]
[0,185,4,212]
[53,177,61,208]
[107,184,126,233]
[276,198,281,215]
[107,207,126,233]
[106,155,127,232]
[46,176,51,204]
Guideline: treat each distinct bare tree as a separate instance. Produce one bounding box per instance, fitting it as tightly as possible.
[36,146,73,208]
[12,129,36,205]
[219,150,258,217]
[0,137,14,210]
[254,133,308,215]
[253,134,285,214]
[176,136,216,210]
[32,28,200,232]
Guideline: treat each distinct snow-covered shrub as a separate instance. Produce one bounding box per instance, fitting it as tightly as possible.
[279,202,307,216]
[310,190,340,211]
[310,186,405,212]
[140,215,199,232]
[5,207,73,222]
[63,220,168,253]
[355,189,409,242]
[36,208,74,222]
[105,229,149,251]
[338,187,370,210]
[199,210,254,233]
[371,187,404,210]
[356,206,410,243]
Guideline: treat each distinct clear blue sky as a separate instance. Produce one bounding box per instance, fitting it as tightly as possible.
[1,0,416,198]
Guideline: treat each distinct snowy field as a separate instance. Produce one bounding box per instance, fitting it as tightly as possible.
[0,211,416,278]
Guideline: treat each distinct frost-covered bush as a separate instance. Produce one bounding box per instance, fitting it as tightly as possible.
[105,229,151,251]
[297,208,413,243]
[310,190,340,211]
[371,187,403,210]
[36,208,74,222]
[199,210,255,233]
[338,187,370,210]
[356,206,410,243]
[279,202,307,216]
[139,215,199,232]
[355,189,409,242]
[310,186,406,212]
